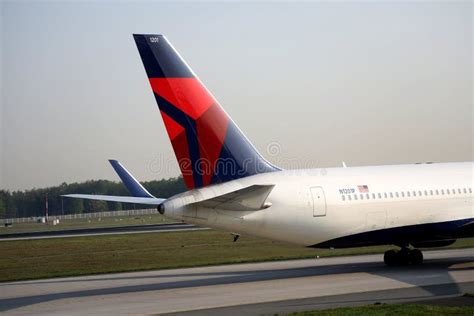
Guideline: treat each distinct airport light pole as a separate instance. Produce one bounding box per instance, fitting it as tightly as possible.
[45,193,49,223]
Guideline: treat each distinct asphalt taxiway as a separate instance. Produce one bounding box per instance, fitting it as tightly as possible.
[0,223,206,241]
[1,248,472,315]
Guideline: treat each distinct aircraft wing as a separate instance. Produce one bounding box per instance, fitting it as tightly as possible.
[192,184,275,211]
[63,194,165,205]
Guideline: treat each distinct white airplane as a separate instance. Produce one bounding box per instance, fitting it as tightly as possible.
[65,34,473,266]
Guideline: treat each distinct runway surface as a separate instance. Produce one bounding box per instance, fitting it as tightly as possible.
[0,248,472,315]
[0,223,206,241]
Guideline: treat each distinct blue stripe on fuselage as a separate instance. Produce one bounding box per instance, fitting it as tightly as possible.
[311,218,474,248]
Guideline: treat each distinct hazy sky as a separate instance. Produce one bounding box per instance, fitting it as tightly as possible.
[1,1,472,191]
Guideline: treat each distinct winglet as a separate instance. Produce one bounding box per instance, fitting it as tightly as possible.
[109,160,154,198]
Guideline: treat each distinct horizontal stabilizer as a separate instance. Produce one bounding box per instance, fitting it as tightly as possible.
[193,184,275,211]
[63,194,165,205]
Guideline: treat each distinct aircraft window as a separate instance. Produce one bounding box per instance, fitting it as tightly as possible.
[418,190,422,196]
[395,192,399,198]
[435,190,439,195]
[384,193,388,198]
[458,188,462,194]
[463,188,467,194]
[342,195,346,201]
[348,195,352,200]
[413,191,416,197]
[360,194,364,200]
[430,190,433,195]
[390,192,393,198]
[441,189,444,195]
[469,188,472,193]
[424,190,428,196]
[366,193,370,199]
[354,194,358,200]
[401,192,405,198]
[377,193,381,199]
[407,191,411,197]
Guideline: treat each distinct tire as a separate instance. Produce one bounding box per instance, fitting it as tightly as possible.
[397,248,411,265]
[384,250,398,266]
[410,249,423,265]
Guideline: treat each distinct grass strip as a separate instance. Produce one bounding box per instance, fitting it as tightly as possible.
[0,231,472,282]
[285,303,474,316]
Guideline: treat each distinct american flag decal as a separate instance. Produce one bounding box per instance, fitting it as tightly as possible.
[358,185,369,193]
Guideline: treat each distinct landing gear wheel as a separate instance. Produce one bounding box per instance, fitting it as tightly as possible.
[398,248,411,265]
[409,248,423,265]
[384,248,424,266]
[384,249,398,266]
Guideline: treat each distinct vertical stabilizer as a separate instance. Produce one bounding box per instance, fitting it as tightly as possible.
[133,34,279,189]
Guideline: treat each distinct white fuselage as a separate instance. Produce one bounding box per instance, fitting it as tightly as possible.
[162,162,473,247]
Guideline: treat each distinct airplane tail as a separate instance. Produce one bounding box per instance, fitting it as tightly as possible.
[133,34,279,189]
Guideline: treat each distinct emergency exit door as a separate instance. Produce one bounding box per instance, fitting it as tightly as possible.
[310,187,327,217]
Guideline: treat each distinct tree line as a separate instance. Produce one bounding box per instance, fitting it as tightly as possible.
[0,177,186,219]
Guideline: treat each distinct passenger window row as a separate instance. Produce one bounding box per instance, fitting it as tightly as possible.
[341,187,473,201]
